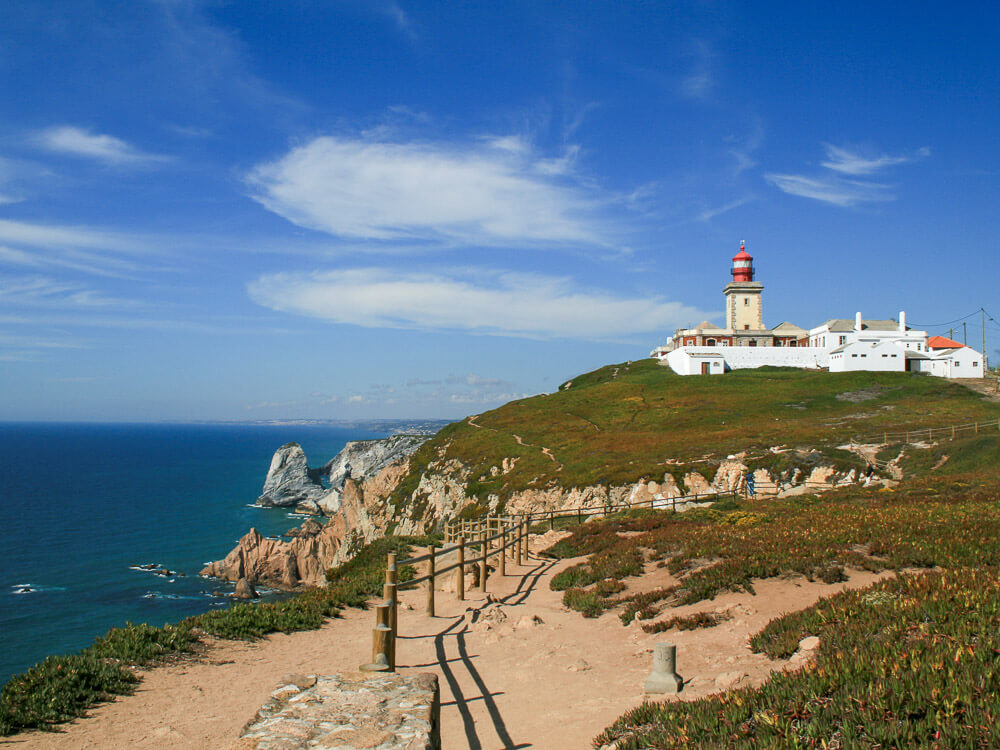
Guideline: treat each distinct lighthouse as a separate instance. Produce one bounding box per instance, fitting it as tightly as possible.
[724,240,764,333]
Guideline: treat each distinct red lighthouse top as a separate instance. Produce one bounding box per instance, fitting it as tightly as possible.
[731,240,754,282]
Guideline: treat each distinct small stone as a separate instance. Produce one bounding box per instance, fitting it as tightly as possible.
[798,635,821,651]
[514,614,544,630]
[567,659,592,672]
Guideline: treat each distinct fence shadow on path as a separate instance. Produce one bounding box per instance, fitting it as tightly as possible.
[397,552,555,749]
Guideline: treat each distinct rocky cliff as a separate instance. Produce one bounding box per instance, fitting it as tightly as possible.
[202,435,429,587]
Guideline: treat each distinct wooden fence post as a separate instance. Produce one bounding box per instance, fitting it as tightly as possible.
[884,432,888,444]
[479,531,488,592]
[516,519,523,566]
[975,421,979,435]
[672,496,676,513]
[499,527,507,576]
[577,507,582,524]
[549,510,555,531]
[425,545,435,617]
[383,581,396,670]
[953,425,956,439]
[456,536,465,601]
[359,603,392,672]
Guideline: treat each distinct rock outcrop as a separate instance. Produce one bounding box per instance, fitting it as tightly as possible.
[257,443,326,508]
[203,435,429,588]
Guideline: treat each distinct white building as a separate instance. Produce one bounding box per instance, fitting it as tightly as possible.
[653,246,986,379]
[808,311,928,356]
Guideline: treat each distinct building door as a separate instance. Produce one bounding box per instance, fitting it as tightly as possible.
[701,362,711,374]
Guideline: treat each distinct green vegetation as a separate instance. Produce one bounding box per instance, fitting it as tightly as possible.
[599,569,1000,748]
[640,610,731,634]
[541,435,1000,747]
[392,360,1000,511]
[0,534,435,737]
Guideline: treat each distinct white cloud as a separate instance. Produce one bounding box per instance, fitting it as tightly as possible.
[820,144,930,176]
[248,267,709,341]
[34,126,167,165]
[764,174,891,207]
[766,143,930,207]
[246,135,607,245]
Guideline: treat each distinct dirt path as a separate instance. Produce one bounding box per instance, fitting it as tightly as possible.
[467,415,563,471]
[8,539,894,749]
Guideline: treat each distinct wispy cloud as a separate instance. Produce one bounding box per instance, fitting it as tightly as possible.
[766,143,930,207]
[764,174,892,207]
[248,267,709,341]
[0,274,139,309]
[820,144,930,176]
[247,134,609,246]
[680,40,714,100]
[33,126,168,166]
[696,197,753,222]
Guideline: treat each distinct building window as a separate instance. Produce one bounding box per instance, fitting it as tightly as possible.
[744,324,749,330]
[706,339,716,346]
[882,354,888,357]
[973,362,979,367]
[839,335,847,345]
[852,354,858,358]
[744,298,749,306]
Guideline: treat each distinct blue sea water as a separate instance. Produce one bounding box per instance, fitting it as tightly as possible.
[0,422,385,685]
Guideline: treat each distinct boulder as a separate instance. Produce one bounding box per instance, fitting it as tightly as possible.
[233,578,259,599]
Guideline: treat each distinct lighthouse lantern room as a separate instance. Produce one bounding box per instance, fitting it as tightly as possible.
[731,240,754,282]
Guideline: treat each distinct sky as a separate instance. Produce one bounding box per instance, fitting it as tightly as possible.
[1,0,999,422]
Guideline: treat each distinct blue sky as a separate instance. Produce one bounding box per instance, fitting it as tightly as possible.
[2,1,999,421]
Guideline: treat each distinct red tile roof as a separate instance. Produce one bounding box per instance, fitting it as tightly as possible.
[927,335,963,349]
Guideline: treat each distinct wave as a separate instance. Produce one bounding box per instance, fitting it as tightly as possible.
[9,583,66,595]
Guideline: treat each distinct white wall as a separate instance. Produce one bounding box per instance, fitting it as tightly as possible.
[665,349,726,375]
[667,346,828,375]
[829,341,905,372]
[943,347,985,378]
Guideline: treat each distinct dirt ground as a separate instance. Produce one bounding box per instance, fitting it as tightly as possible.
[6,535,895,749]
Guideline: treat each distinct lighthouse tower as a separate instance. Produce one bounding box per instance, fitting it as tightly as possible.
[724,240,764,332]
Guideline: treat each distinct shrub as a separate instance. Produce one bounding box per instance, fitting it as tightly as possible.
[562,588,608,618]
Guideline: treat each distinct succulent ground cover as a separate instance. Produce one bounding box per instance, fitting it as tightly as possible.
[0,534,436,737]
[537,436,1000,747]
[391,361,1000,507]
[598,568,1000,748]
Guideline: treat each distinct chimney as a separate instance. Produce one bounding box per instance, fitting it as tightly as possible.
[899,311,906,332]
[855,312,862,332]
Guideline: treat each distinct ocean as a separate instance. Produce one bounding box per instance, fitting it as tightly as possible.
[0,422,390,686]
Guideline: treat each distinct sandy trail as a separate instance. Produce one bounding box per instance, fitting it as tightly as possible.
[7,537,893,749]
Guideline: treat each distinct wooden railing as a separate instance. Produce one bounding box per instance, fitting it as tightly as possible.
[357,489,734,672]
[853,417,1000,447]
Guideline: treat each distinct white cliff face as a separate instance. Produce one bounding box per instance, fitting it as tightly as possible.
[257,442,326,508]
[324,435,428,490]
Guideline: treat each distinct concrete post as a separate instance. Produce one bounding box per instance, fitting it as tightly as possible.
[644,643,683,694]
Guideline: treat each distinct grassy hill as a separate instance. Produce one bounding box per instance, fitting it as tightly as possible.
[394,360,1000,506]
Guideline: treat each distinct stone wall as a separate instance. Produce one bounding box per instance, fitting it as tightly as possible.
[233,672,440,749]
